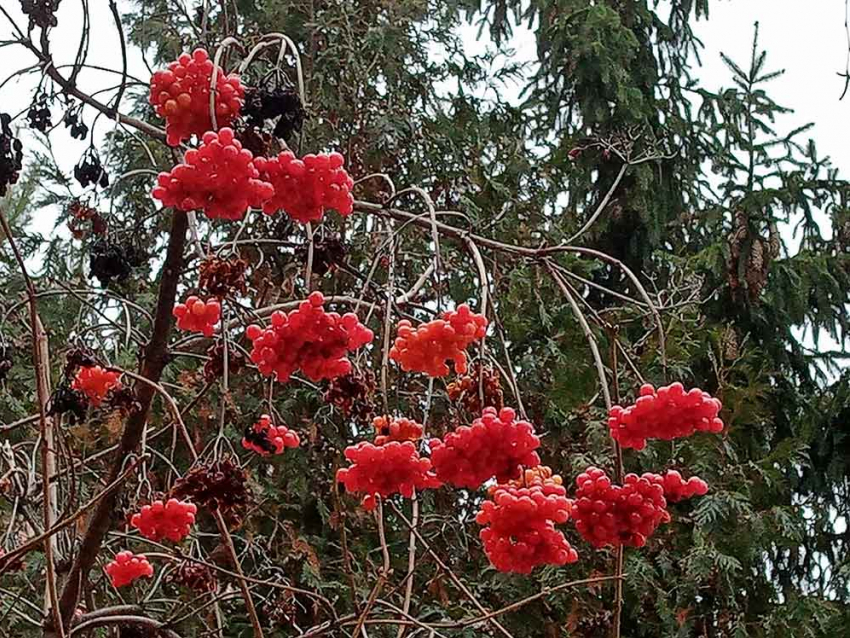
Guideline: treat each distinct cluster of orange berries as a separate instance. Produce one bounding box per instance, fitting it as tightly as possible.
[71,365,121,407]
[149,48,244,147]
[173,296,221,337]
[390,304,487,377]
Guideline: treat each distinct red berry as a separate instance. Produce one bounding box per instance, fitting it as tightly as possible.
[661,470,709,502]
[257,150,355,224]
[608,382,724,450]
[152,128,273,221]
[571,467,671,548]
[429,406,540,489]
[149,49,245,146]
[337,441,441,510]
[104,551,154,588]
[130,499,197,542]
[71,365,121,407]
[173,296,220,337]
[242,414,301,456]
[389,305,487,377]
[245,293,373,383]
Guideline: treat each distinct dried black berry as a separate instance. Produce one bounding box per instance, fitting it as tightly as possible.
[63,345,100,378]
[88,238,141,287]
[26,93,52,132]
[19,0,62,30]
[0,113,23,197]
[62,105,89,140]
[48,382,88,424]
[74,147,109,189]
[243,86,305,141]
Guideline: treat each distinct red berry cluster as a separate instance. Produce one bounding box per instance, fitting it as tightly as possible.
[130,498,198,543]
[389,305,488,377]
[173,296,221,337]
[149,49,244,146]
[152,128,274,220]
[608,382,724,450]
[246,292,373,383]
[104,551,154,588]
[373,415,424,446]
[661,470,709,503]
[476,466,577,573]
[254,151,354,224]
[71,365,121,407]
[336,441,441,511]
[242,414,300,456]
[572,467,670,549]
[429,407,540,489]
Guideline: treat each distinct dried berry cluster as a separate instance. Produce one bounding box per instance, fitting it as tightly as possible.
[572,468,671,548]
[242,414,300,456]
[608,382,724,450]
[299,234,346,276]
[447,363,504,414]
[62,104,89,140]
[255,151,354,224]
[323,370,375,422]
[246,291,373,383]
[172,560,217,593]
[26,93,52,132]
[476,467,578,573]
[203,340,246,382]
[104,551,154,588]
[152,127,273,220]
[74,147,110,188]
[337,440,441,511]
[19,0,61,29]
[198,255,248,297]
[131,499,198,543]
[149,48,245,147]
[71,365,122,407]
[243,85,305,141]
[0,113,23,197]
[68,201,107,239]
[171,459,251,521]
[390,305,487,377]
[373,415,424,446]
[429,407,540,489]
[173,296,221,337]
[89,238,140,287]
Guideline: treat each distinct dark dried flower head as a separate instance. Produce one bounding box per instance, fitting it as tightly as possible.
[74,147,109,189]
[323,369,375,423]
[171,459,251,523]
[26,92,52,132]
[0,113,23,197]
[243,86,305,141]
[19,0,62,30]
[89,238,142,287]
[203,340,246,383]
[172,560,218,593]
[198,255,248,297]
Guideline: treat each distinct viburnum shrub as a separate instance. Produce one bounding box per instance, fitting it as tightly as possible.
[608,382,724,450]
[149,48,245,146]
[242,414,300,456]
[337,441,441,510]
[130,499,198,542]
[373,415,424,445]
[71,365,121,407]
[429,406,540,489]
[245,291,373,383]
[661,470,709,502]
[390,304,487,377]
[572,467,671,548]
[104,551,154,588]
[173,296,221,337]
[254,151,354,224]
[476,467,578,573]
[152,127,274,221]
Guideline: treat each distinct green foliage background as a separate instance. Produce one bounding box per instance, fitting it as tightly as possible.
[2,1,850,636]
